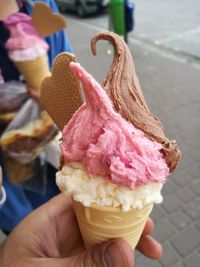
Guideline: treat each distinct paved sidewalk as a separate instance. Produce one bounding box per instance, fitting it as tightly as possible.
[81,0,200,59]
[134,0,200,58]
[66,18,200,267]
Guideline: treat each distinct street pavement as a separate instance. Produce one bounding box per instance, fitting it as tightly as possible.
[1,2,200,266]
[72,0,200,59]
[133,0,200,58]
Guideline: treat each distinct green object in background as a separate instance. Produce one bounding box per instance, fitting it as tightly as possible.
[109,0,125,35]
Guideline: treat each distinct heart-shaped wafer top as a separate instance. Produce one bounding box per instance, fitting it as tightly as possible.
[32,2,67,37]
[40,52,83,130]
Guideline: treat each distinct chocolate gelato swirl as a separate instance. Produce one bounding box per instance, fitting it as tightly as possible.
[91,32,180,172]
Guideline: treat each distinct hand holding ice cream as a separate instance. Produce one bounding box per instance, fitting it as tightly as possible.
[0,193,162,266]
[41,32,180,249]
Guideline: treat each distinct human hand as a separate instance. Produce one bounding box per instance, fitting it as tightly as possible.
[0,194,162,267]
[27,86,40,102]
[137,215,163,259]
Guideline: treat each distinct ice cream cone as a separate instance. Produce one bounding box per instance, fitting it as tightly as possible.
[73,200,153,249]
[14,54,50,92]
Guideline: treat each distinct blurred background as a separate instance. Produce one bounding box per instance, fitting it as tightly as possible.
[57,0,200,266]
[1,1,200,266]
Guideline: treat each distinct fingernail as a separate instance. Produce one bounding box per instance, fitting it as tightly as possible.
[105,240,134,267]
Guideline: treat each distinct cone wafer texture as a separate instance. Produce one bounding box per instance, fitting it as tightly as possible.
[14,54,50,92]
[73,200,153,249]
[40,53,83,130]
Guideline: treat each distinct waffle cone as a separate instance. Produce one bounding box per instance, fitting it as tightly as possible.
[73,200,153,249]
[40,52,83,130]
[14,54,50,92]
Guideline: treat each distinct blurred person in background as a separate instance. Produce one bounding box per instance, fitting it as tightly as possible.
[0,0,73,234]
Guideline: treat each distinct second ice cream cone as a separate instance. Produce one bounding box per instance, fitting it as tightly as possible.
[14,54,50,92]
[73,200,153,249]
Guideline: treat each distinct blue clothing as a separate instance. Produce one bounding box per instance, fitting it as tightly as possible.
[0,0,72,232]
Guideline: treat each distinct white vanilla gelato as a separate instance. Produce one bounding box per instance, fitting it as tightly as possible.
[56,163,163,212]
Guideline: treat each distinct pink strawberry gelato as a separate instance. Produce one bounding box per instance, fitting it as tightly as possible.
[4,13,48,61]
[60,62,169,189]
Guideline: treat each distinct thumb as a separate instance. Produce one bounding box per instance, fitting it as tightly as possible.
[56,239,134,267]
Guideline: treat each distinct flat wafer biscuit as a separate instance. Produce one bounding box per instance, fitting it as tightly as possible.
[40,52,83,130]
[32,2,67,37]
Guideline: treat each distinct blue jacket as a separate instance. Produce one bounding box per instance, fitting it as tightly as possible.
[0,0,73,232]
